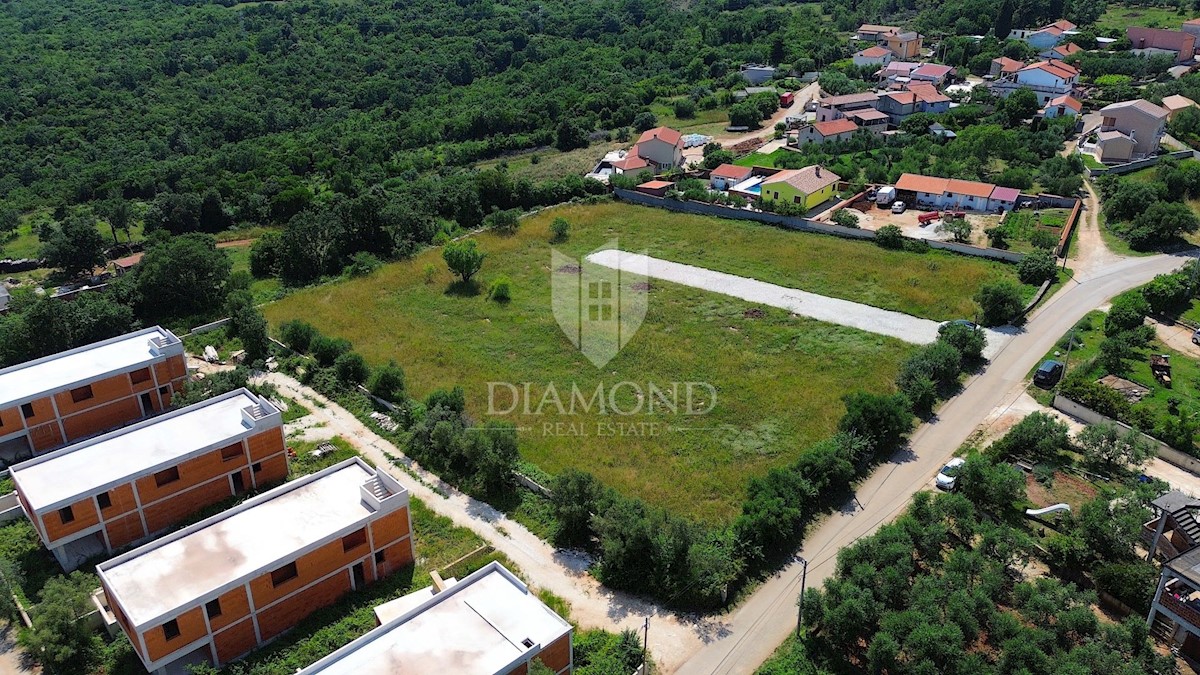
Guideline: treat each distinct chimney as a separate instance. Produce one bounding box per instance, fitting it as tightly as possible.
[815,166,821,177]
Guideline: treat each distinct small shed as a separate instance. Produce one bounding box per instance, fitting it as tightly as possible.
[635,180,675,197]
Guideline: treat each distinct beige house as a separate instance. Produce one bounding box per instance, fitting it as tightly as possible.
[632,127,684,171]
[883,31,923,60]
[1094,99,1169,162]
[1162,94,1199,121]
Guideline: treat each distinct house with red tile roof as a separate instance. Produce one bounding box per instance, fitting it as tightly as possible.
[1127,27,1197,63]
[760,165,841,211]
[633,127,684,170]
[894,173,1018,211]
[1162,94,1199,121]
[990,60,1079,105]
[1041,94,1082,119]
[709,164,753,190]
[853,45,893,68]
[795,119,859,145]
[910,63,954,86]
[990,57,1023,78]
[1041,42,1082,60]
[1093,99,1169,162]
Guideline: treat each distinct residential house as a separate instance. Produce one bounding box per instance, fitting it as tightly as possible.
[1094,98,1169,162]
[296,562,574,675]
[990,56,1024,79]
[98,458,414,674]
[990,60,1080,105]
[10,389,287,571]
[990,187,1020,211]
[1146,545,1200,661]
[709,164,753,190]
[1184,18,1200,39]
[929,123,957,139]
[881,61,921,83]
[740,64,776,85]
[877,91,918,125]
[1144,491,1200,562]
[1127,27,1198,63]
[894,174,1013,211]
[1041,42,1082,60]
[815,92,879,122]
[632,127,684,171]
[844,108,891,134]
[1041,94,1082,119]
[113,252,144,276]
[907,83,952,113]
[0,327,187,460]
[883,31,924,60]
[759,166,840,211]
[795,119,859,144]
[910,63,954,87]
[1009,19,1077,48]
[1162,94,1199,121]
[853,45,893,68]
[856,24,900,41]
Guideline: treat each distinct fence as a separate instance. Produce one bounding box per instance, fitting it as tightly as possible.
[1087,150,1198,177]
[1052,394,1200,475]
[1057,197,1083,258]
[190,316,231,335]
[613,190,1026,262]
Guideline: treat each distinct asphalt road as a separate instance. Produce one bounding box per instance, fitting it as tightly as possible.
[673,249,1199,675]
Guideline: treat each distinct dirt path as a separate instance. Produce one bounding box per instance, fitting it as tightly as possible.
[216,239,254,249]
[1151,317,1200,358]
[250,372,705,672]
[1072,178,1123,279]
[682,81,821,164]
[585,249,1015,359]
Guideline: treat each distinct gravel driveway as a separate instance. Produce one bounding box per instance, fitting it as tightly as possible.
[586,249,1013,358]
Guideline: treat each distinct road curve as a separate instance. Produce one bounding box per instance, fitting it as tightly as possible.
[672,249,1198,675]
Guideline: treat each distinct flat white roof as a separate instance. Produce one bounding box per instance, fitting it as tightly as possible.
[0,326,182,408]
[299,562,571,675]
[99,459,403,629]
[12,389,276,513]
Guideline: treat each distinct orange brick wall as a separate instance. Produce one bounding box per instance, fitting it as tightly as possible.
[129,368,157,393]
[136,446,237,505]
[213,618,257,665]
[0,406,19,434]
[105,512,147,550]
[144,606,207,663]
[41,495,100,542]
[142,478,233,534]
[101,483,138,518]
[249,538,363,609]
[104,578,145,660]
[53,374,132,418]
[256,572,352,642]
[539,634,572,672]
[61,397,141,441]
[369,507,411,548]
[27,423,62,452]
[21,397,55,429]
[252,454,288,488]
[375,538,414,579]
[246,430,285,462]
[207,586,251,633]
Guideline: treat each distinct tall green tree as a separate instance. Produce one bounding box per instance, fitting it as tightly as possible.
[40,213,106,277]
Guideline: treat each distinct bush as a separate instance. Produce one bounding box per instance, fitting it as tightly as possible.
[333,351,369,386]
[310,334,351,366]
[346,251,382,277]
[19,572,97,674]
[1018,250,1057,285]
[936,216,971,243]
[1094,561,1158,615]
[838,392,913,456]
[985,227,1008,249]
[673,98,696,119]
[1142,272,1192,315]
[974,280,1023,327]
[1105,291,1149,336]
[249,231,281,277]
[832,209,859,228]
[990,412,1071,462]
[368,360,406,401]
[1029,229,1058,250]
[939,323,986,362]
[485,208,521,234]
[279,320,317,353]
[426,386,466,413]
[550,217,570,241]
[1059,372,1132,420]
[876,224,904,249]
[489,275,513,302]
[443,239,486,282]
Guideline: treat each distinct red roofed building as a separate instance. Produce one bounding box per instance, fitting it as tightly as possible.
[631,127,685,171]
[1183,18,1200,39]
[635,180,674,197]
[795,119,859,144]
[894,173,1017,211]
[1042,42,1082,60]
[853,45,893,68]
[990,60,1080,105]
[910,63,954,86]
[709,164,753,189]
[1128,27,1197,63]
[1042,94,1082,119]
[990,57,1023,78]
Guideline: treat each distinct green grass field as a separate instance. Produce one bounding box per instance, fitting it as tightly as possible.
[1097,4,1195,32]
[225,243,283,303]
[475,141,625,183]
[2,212,146,259]
[264,202,1028,520]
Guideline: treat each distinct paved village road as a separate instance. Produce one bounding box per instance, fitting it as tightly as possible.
[585,249,1014,359]
[673,248,1199,675]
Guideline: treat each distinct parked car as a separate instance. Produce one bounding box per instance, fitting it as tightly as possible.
[939,319,978,333]
[891,200,906,214]
[935,458,966,491]
[1033,359,1064,388]
[1192,329,1200,345]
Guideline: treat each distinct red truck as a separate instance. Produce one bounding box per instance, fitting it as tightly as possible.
[917,211,940,225]
[779,92,795,107]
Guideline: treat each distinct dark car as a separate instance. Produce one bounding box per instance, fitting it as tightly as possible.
[1033,360,1064,388]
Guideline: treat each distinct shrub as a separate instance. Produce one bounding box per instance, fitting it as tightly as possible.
[1104,291,1149,336]
[489,275,513,302]
[333,351,369,386]
[279,320,317,353]
[974,280,1023,327]
[876,224,904,249]
[310,334,351,366]
[936,216,971,243]
[346,251,382,277]
[1059,372,1131,420]
[832,209,859,228]
[485,208,521,234]
[426,386,466,413]
[673,98,696,119]
[838,392,913,456]
[249,231,281,277]
[1142,272,1192,315]
[939,323,986,362]
[550,217,570,241]
[1029,229,1058,250]
[368,360,406,401]
[985,227,1009,249]
[990,412,1071,462]
[1094,561,1158,614]
[1018,250,1057,285]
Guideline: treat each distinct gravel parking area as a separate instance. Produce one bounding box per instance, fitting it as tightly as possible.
[586,249,1013,358]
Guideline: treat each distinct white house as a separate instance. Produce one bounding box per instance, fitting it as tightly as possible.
[1042,94,1082,119]
[794,119,859,145]
[853,45,893,68]
[990,60,1079,105]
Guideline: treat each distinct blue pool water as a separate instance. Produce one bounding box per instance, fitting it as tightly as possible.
[745,185,761,194]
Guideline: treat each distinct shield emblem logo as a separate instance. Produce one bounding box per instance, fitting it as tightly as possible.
[551,240,648,368]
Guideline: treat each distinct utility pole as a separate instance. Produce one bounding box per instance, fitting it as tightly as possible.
[795,555,809,638]
[1058,328,1076,392]
[641,616,649,673]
